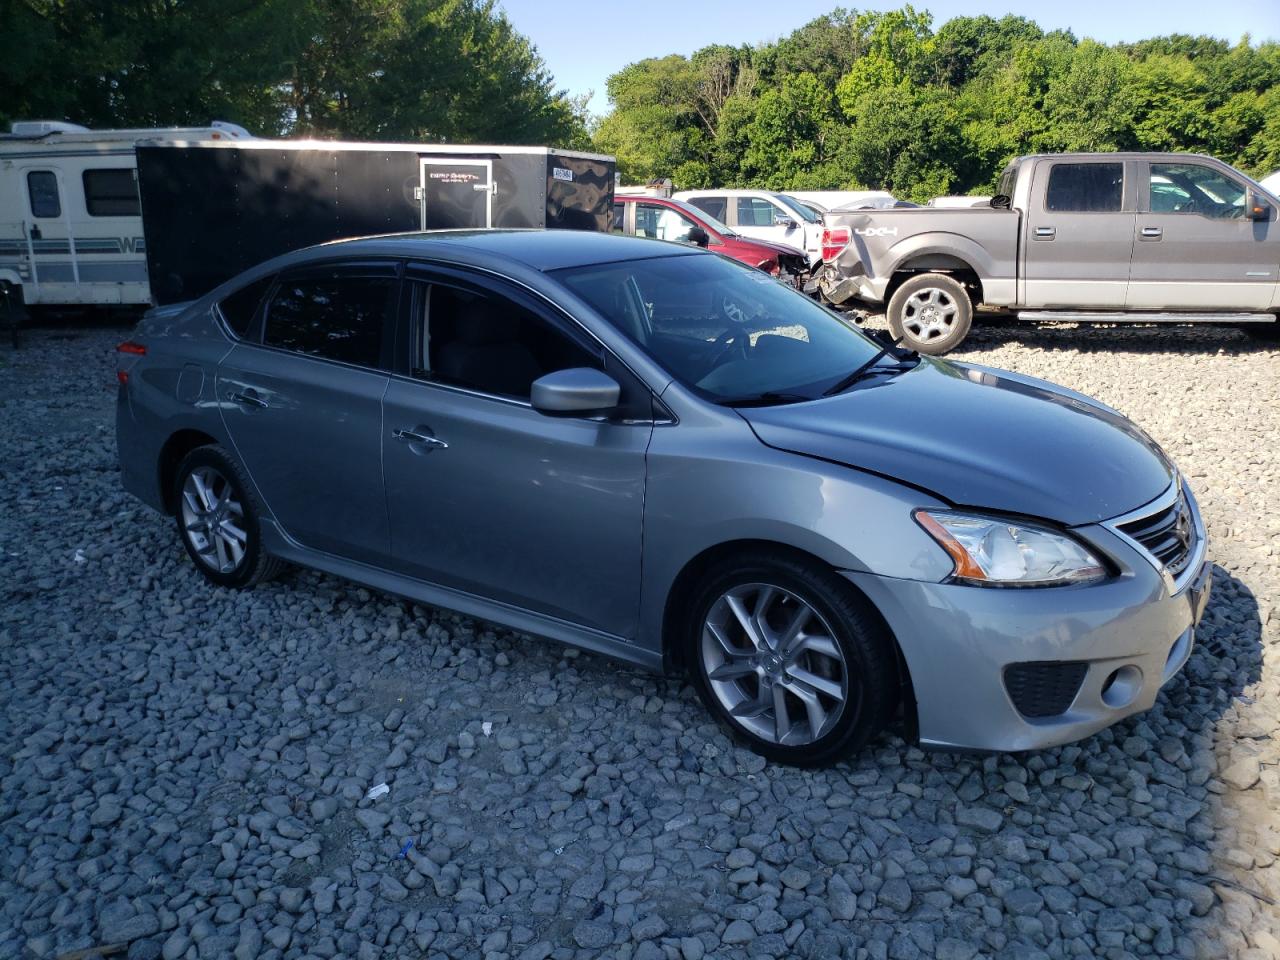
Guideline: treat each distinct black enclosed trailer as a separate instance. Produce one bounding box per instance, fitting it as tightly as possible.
[135,140,615,305]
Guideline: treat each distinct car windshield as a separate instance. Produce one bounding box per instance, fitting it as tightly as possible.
[773,194,821,223]
[553,253,884,403]
[668,198,737,237]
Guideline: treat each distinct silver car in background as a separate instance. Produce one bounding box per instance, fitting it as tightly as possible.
[116,230,1211,765]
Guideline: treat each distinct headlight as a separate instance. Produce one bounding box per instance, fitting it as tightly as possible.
[914,510,1106,587]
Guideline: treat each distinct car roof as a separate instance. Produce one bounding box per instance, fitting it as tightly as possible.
[298,229,698,272]
[675,189,784,197]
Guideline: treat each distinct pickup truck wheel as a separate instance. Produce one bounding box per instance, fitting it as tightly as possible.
[1241,320,1280,342]
[887,274,972,355]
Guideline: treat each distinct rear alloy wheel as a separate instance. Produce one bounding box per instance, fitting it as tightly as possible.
[688,553,897,765]
[173,445,281,588]
[887,273,973,355]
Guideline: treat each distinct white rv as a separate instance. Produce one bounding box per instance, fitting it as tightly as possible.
[0,120,252,311]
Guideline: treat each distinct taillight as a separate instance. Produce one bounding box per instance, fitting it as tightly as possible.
[821,227,851,262]
[116,340,145,385]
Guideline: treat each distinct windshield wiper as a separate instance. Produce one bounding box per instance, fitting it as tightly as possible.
[718,391,813,408]
[821,336,915,397]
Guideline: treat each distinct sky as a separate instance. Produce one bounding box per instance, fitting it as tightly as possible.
[497,0,1280,117]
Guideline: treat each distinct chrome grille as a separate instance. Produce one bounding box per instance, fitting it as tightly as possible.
[1116,487,1195,579]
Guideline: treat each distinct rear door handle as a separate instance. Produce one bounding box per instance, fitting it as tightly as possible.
[1033,226,1056,240]
[228,389,268,409]
[393,428,448,450]
[1140,226,1163,240]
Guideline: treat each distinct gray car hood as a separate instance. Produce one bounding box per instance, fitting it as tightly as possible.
[741,359,1174,526]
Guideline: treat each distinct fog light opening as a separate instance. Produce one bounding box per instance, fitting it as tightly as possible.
[1100,665,1142,709]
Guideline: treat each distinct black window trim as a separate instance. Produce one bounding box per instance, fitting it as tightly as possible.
[1041,160,1127,215]
[394,259,670,424]
[244,258,404,373]
[214,273,277,342]
[82,167,141,218]
[26,170,61,219]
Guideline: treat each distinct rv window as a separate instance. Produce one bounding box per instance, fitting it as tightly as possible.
[218,276,275,338]
[27,171,61,218]
[264,273,397,368]
[83,169,141,217]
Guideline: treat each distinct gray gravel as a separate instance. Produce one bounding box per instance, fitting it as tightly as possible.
[2,321,1278,960]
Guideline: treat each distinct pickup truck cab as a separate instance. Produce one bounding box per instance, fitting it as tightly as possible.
[820,153,1280,353]
[611,194,809,284]
[675,189,825,270]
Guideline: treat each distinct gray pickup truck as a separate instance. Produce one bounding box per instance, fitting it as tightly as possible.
[819,152,1280,353]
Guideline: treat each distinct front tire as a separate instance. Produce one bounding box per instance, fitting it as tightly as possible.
[173,445,282,589]
[686,551,898,766]
[887,273,973,355]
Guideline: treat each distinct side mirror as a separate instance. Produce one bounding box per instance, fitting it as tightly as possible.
[687,226,710,248]
[1247,189,1271,221]
[530,367,620,415]
[774,215,797,229]
[991,194,1012,209]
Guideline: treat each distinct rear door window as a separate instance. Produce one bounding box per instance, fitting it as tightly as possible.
[1045,163,1124,212]
[263,266,398,369]
[687,195,727,222]
[27,171,61,218]
[217,275,275,338]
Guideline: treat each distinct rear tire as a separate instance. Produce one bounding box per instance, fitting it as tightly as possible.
[172,444,282,589]
[887,273,973,355]
[685,550,898,766]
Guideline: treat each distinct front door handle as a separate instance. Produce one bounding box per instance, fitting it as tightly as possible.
[393,428,448,450]
[1140,226,1163,240]
[1033,226,1056,240]
[228,390,268,409]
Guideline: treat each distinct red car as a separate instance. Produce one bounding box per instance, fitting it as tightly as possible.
[612,195,809,286]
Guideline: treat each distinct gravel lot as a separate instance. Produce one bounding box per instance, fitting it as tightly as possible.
[2,320,1278,960]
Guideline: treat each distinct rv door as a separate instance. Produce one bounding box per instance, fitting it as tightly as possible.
[419,159,493,230]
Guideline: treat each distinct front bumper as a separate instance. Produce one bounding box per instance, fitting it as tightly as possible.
[844,522,1211,753]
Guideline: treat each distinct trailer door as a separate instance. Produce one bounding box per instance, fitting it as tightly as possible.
[419,159,493,230]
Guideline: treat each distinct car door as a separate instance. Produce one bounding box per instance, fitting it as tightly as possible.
[216,261,399,564]
[1021,159,1136,309]
[381,266,653,638]
[1127,160,1278,310]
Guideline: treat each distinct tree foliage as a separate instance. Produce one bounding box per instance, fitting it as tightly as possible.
[0,0,589,146]
[594,7,1280,200]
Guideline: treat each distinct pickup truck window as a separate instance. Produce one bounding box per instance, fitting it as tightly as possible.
[688,196,728,221]
[738,197,779,227]
[1149,163,1247,219]
[1045,163,1124,212]
[611,202,625,233]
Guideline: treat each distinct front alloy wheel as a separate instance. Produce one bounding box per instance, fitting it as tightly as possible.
[688,552,898,766]
[701,583,847,746]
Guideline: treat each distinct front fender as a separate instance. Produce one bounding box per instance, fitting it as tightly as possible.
[636,403,954,655]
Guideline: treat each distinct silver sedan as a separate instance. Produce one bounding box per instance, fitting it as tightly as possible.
[116,230,1211,765]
